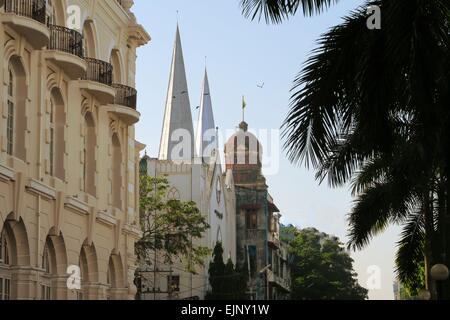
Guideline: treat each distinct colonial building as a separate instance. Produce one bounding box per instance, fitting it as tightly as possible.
[139,27,236,300]
[0,0,149,300]
[225,121,291,300]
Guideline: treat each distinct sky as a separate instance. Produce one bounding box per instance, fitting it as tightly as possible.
[132,0,401,300]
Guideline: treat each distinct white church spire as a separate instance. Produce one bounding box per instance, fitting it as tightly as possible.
[159,26,195,161]
[195,69,217,161]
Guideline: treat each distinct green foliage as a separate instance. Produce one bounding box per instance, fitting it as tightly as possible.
[282,226,368,300]
[280,224,299,243]
[136,175,210,272]
[206,242,249,300]
[401,262,426,297]
[241,0,450,298]
[241,0,340,23]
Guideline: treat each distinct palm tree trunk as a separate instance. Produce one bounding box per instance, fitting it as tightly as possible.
[444,172,450,299]
[437,180,447,299]
[424,190,437,299]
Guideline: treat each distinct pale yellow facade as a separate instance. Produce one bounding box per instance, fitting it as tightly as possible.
[0,0,149,300]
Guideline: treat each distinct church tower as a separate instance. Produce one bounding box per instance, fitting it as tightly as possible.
[139,25,237,300]
[159,26,195,161]
[225,118,290,299]
[195,70,217,162]
[224,121,266,187]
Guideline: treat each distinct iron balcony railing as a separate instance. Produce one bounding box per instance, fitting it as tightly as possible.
[3,0,46,24]
[112,84,137,110]
[48,24,83,58]
[83,58,113,86]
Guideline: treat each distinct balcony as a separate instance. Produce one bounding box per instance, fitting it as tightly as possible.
[44,24,87,79]
[105,84,140,125]
[267,269,291,293]
[78,58,115,105]
[268,232,280,248]
[1,0,49,49]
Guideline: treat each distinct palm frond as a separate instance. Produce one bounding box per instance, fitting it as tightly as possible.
[316,133,368,188]
[395,212,425,289]
[282,5,380,168]
[350,156,388,196]
[347,179,416,251]
[240,0,340,23]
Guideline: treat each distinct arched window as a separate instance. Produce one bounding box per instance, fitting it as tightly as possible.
[7,57,27,160]
[48,89,66,180]
[107,254,124,300]
[83,113,96,196]
[82,21,96,58]
[216,177,222,204]
[245,136,250,164]
[41,243,52,300]
[7,67,15,156]
[167,187,180,200]
[79,242,99,300]
[106,258,113,300]
[233,136,238,165]
[42,244,50,274]
[110,50,122,84]
[78,248,87,301]
[216,227,223,243]
[112,134,122,209]
[49,99,55,176]
[0,229,10,265]
[0,228,11,300]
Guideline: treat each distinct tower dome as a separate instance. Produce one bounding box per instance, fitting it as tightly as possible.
[225,121,264,185]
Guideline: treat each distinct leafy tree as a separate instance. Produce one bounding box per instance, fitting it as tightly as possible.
[234,258,250,300]
[401,262,426,298]
[283,227,368,300]
[346,138,440,293]
[135,175,210,297]
[206,242,249,300]
[206,242,226,299]
[281,224,299,243]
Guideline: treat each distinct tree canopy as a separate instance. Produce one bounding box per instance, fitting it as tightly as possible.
[206,242,248,300]
[136,175,210,293]
[282,226,368,300]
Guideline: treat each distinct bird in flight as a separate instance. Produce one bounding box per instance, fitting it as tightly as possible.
[257,82,265,89]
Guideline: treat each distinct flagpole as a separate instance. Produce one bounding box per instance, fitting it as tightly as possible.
[242,95,245,123]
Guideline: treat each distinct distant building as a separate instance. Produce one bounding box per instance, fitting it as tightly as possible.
[225,121,291,300]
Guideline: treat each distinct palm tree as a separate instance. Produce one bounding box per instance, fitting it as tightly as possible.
[241,0,450,298]
[241,0,341,23]
[347,134,442,296]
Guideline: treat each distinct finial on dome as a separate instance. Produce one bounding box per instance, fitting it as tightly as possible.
[239,121,248,132]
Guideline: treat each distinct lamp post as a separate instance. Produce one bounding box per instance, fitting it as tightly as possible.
[418,289,431,300]
[431,263,449,300]
[259,264,271,300]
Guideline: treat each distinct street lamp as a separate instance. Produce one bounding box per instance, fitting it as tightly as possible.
[431,263,449,300]
[431,264,449,281]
